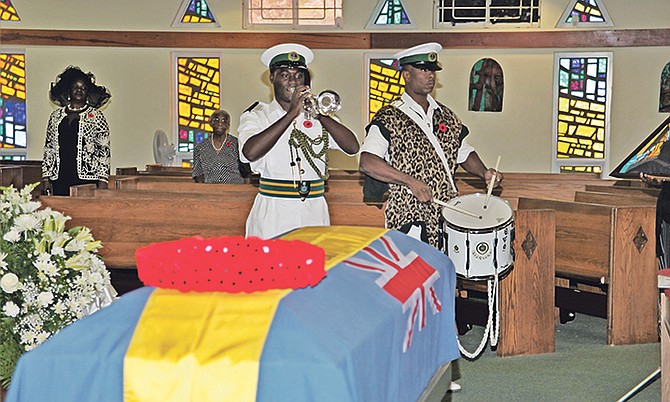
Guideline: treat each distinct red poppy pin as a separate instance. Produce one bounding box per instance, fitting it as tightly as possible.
[303,120,313,129]
[87,113,94,119]
[438,123,447,133]
[225,141,232,147]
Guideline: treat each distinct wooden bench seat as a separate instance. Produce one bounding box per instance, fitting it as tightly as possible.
[574,190,658,207]
[516,197,657,345]
[584,184,660,198]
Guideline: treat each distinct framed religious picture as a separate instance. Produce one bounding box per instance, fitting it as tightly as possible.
[610,115,670,178]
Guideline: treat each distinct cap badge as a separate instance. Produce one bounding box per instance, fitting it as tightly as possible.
[288,51,301,62]
[428,52,438,62]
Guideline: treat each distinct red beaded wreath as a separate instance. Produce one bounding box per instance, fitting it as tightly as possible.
[136,236,326,293]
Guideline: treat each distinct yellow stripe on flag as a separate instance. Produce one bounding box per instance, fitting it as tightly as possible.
[124,288,290,402]
[124,226,387,402]
[280,226,388,270]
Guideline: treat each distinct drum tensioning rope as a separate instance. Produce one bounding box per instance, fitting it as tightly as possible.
[457,264,501,360]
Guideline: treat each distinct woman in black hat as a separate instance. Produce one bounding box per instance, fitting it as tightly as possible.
[42,66,112,196]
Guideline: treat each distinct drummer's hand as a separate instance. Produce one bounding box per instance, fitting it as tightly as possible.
[640,172,663,188]
[484,168,503,188]
[408,181,433,203]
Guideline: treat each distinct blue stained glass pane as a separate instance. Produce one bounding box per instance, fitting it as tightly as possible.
[185,0,215,21]
[195,131,205,144]
[373,0,410,25]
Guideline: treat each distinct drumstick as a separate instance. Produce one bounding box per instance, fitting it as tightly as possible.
[433,198,482,219]
[403,187,482,219]
[484,155,501,209]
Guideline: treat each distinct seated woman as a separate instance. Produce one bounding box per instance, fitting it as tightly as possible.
[42,66,112,196]
[192,110,250,184]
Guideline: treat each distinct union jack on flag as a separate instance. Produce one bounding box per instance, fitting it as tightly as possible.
[344,235,442,352]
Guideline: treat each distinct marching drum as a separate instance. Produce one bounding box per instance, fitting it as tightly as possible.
[441,193,514,280]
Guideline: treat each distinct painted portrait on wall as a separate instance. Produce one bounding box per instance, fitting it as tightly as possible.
[468,58,504,112]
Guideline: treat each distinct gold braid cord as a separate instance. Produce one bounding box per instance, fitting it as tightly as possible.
[289,124,330,180]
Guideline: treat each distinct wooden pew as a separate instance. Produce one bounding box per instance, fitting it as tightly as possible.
[63,181,554,357]
[516,197,658,346]
[0,160,43,187]
[112,169,626,198]
[116,165,192,176]
[39,195,385,270]
[574,190,657,207]
[455,207,556,357]
[78,179,367,203]
[74,172,635,352]
[72,183,254,197]
[584,184,660,198]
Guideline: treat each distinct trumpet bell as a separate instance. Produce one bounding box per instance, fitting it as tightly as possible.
[303,89,341,119]
[315,90,341,116]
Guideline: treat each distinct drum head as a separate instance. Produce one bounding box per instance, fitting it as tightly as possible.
[442,193,513,230]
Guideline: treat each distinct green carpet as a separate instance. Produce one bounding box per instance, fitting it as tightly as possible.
[449,314,661,401]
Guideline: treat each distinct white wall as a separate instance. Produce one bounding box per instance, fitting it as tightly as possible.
[5,0,670,172]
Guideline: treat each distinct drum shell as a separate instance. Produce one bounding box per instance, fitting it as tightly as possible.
[441,194,515,280]
[443,220,514,280]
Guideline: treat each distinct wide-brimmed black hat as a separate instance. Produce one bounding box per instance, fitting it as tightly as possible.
[49,66,112,109]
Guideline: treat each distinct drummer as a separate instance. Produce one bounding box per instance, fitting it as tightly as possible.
[359,42,503,249]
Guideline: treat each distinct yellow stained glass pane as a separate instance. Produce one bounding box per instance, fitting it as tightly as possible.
[575,126,595,137]
[590,103,605,112]
[179,102,191,117]
[557,121,568,134]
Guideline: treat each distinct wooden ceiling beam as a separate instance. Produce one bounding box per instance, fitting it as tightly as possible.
[2,28,670,49]
[0,30,370,49]
[370,29,670,49]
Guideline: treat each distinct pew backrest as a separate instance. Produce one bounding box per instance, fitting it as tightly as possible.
[517,197,655,282]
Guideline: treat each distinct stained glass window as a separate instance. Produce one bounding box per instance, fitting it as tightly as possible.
[367,57,405,122]
[0,53,27,157]
[174,55,220,154]
[0,0,20,21]
[367,0,412,28]
[557,0,613,27]
[245,0,343,27]
[0,155,25,161]
[173,0,220,27]
[435,0,540,28]
[553,53,612,174]
[560,165,602,174]
[660,62,670,113]
[469,58,504,112]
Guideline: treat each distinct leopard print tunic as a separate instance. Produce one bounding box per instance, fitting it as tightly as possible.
[372,101,462,248]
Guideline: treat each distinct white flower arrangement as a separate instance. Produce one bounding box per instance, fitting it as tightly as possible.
[0,183,114,387]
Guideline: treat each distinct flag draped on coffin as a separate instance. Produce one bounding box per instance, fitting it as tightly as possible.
[6,226,459,402]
